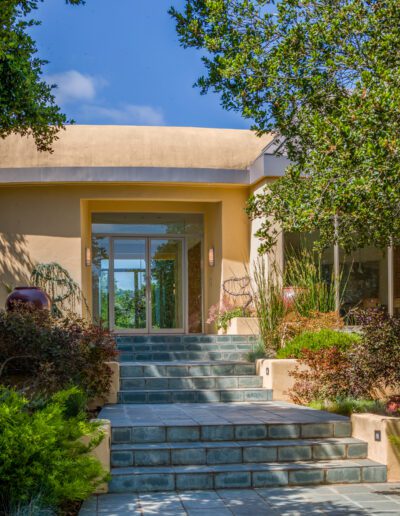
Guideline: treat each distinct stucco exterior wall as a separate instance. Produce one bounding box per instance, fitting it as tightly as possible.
[0,183,251,332]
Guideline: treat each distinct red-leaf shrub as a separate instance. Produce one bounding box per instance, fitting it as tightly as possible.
[289,309,400,404]
[289,347,372,404]
[0,305,117,400]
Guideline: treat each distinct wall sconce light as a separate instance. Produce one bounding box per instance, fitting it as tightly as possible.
[208,246,215,267]
[85,247,92,267]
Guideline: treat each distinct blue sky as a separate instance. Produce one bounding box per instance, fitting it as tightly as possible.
[31,0,250,129]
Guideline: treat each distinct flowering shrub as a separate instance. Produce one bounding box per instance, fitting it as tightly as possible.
[0,305,117,400]
[207,296,252,331]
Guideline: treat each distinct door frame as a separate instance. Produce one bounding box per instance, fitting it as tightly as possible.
[109,235,186,334]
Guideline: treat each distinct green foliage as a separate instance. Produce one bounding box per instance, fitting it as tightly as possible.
[171,0,400,252]
[284,249,337,316]
[308,398,386,417]
[0,305,117,400]
[244,339,267,362]
[277,329,360,359]
[0,387,107,512]
[30,262,85,317]
[0,1,85,152]
[217,307,245,331]
[250,257,286,351]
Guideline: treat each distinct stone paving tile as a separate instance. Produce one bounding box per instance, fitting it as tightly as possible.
[100,401,348,427]
[80,483,400,515]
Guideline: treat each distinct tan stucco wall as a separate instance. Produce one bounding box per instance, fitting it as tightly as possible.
[0,183,252,331]
[0,125,272,171]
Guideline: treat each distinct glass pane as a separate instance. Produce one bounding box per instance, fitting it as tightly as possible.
[113,239,147,330]
[151,239,183,329]
[187,237,202,333]
[92,213,203,235]
[92,237,109,327]
[340,246,388,316]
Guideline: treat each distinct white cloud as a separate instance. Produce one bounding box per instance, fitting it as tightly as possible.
[45,70,103,104]
[81,104,166,125]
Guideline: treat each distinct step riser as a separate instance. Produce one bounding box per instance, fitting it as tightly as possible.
[111,442,368,467]
[120,364,256,377]
[117,343,254,352]
[108,464,387,493]
[119,352,246,361]
[112,422,352,445]
[117,389,272,404]
[116,336,257,345]
[120,376,263,390]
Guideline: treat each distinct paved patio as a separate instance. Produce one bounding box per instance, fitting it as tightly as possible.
[80,483,400,515]
[99,400,349,427]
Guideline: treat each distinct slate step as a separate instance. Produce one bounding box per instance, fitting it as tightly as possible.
[111,437,368,467]
[117,388,272,404]
[117,342,255,352]
[118,351,247,361]
[111,420,352,444]
[120,375,263,390]
[120,362,256,378]
[108,459,387,492]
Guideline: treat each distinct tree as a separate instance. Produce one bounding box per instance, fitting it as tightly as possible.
[170,0,400,252]
[0,0,84,152]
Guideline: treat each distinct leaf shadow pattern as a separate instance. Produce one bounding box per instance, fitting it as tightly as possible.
[0,233,35,303]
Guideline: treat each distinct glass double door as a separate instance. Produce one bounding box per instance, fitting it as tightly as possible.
[110,237,184,333]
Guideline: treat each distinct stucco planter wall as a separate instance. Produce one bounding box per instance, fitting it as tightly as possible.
[352,413,400,481]
[219,317,260,336]
[256,358,308,401]
[82,419,111,494]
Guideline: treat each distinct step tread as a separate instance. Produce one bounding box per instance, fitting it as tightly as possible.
[111,437,366,451]
[111,458,384,475]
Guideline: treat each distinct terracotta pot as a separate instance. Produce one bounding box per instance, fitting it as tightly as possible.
[6,286,51,311]
[282,286,307,309]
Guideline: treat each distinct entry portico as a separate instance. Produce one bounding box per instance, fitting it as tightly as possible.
[0,125,281,333]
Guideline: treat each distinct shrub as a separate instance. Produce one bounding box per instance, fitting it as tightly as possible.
[0,387,107,513]
[352,309,400,392]
[289,309,400,405]
[277,329,360,359]
[244,339,268,362]
[288,347,368,404]
[207,297,252,331]
[308,398,386,417]
[0,305,117,400]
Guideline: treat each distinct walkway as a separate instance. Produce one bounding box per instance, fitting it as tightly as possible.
[80,482,400,515]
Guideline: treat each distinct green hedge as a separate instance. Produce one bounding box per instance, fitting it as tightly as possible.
[277,329,360,359]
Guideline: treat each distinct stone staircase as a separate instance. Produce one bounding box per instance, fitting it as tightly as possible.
[98,334,387,493]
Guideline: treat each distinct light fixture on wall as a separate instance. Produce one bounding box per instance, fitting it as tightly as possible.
[85,247,92,267]
[208,246,215,267]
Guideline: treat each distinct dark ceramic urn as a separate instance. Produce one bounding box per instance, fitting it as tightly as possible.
[6,286,51,311]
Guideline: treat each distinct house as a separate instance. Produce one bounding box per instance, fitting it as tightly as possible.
[0,125,398,333]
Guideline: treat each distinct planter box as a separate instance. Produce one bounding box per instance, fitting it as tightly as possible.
[255,358,308,401]
[225,317,260,336]
[82,419,111,494]
[352,413,400,481]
